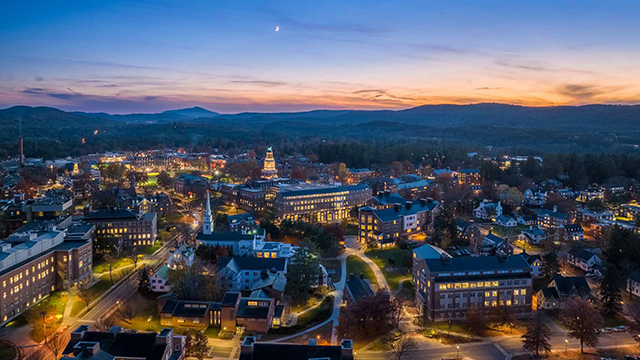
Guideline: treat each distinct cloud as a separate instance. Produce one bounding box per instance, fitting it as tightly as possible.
[229,80,287,87]
[34,76,44,82]
[474,87,503,91]
[277,15,385,35]
[554,83,625,101]
[22,88,47,94]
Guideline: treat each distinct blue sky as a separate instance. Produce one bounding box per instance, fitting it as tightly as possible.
[1,0,639,113]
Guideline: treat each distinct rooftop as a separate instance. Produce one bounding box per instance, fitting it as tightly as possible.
[424,255,530,274]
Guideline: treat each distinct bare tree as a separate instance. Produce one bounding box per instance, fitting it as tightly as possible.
[390,298,405,330]
[94,316,116,332]
[521,311,552,357]
[562,297,603,353]
[45,331,69,360]
[78,289,98,311]
[127,247,142,270]
[384,334,419,360]
[22,347,48,360]
[116,300,138,324]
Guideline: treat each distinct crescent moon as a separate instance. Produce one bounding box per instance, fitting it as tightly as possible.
[275,26,280,32]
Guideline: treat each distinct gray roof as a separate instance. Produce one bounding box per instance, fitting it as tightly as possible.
[217,257,287,272]
[237,299,271,318]
[538,208,568,219]
[571,248,598,261]
[197,231,255,241]
[629,270,640,284]
[413,243,449,260]
[553,274,591,297]
[424,255,530,273]
[345,276,374,303]
[279,184,369,197]
[84,209,138,220]
[371,200,439,222]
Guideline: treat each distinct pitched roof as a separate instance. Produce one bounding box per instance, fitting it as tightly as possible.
[228,212,256,224]
[564,224,584,232]
[371,200,439,222]
[345,276,374,303]
[571,248,598,261]
[413,243,448,260]
[221,292,240,306]
[496,215,514,223]
[63,330,168,360]
[236,299,271,318]
[520,252,542,265]
[538,208,568,219]
[553,274,591,297]
[152,265,170,281]
[484,232,505,244]
[217,257,287,272]
[629,270,640,284]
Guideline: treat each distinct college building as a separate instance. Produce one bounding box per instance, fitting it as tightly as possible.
[83,208,157,248]
[412,244,533,322]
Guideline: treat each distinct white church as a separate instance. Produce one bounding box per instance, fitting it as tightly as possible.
[196,192,296,259]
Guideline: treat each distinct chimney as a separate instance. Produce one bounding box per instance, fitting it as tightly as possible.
[394,204,401,212]
[71,325,90,340]
[19,137,24,167]
[73,342,100,357]
[497,252,508,262]
[308,338,317,346]
[405,201,412,209]
[349,273,355,281]
[359,273,364,280]
[440,253,451,264]
[241,337,255,356]
[341,339,354,359]
[260,269,269,279]
[420,198,427,206]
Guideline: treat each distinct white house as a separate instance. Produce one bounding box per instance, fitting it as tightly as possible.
[167,244,195,269]
[524,189,547,206]
[495,215,517,227]
[150,265,171,293]
[563,224,584,241]
[566,249,601,271]
[474,200,502,220]
[216,257,287,292]
[518,225,547,245]
[628,271,640,298]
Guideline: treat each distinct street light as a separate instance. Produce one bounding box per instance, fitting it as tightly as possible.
[456,345,460,360]
[565,339,568,354]
[40,311,48,345]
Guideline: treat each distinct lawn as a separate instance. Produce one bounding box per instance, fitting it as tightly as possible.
[283,321,334,345]
[365,247,411,291]
[24,291,68,342]
[346,256,378,288]
[93,256,131,274]
[0,341,18,360]
[139,243,161,255]
[426,319,513,337]
[322,259,342,283]
[396,279,415,303]
[603,314,632,327]
[263,296,334,340]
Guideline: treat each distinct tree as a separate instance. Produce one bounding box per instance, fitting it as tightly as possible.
[390,298,405,330]
[46,330,68,360]
[78,289,98,311]
[466,307,488,335]
[192,331,209,360]
[561,297,603,353]
[630,308,640,333]
[521,312,552,357]
[157,171,172,189]
[599,265,622,317]
[168,261,222,301]
[336,290,398,341]
[384,334,418,360]
[541,251,561,279]
[138,266,150,295]
[587,198,606,213]
[437,228,452,250]
[94,316,116,332]
[127,248,142,270]
[285,239,322,303]
[116,299,138,324]
[490,306,516,332]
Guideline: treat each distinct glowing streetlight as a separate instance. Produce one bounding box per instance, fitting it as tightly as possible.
[456,345,460,359]
[565,339,568,354]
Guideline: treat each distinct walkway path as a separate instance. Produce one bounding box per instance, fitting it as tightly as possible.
[273,251,348,345]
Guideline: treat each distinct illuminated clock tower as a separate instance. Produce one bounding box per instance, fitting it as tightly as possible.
[261,146,278,179]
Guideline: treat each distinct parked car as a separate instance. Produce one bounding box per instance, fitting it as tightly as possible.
[614,325,627,332]
[601,328,613,334]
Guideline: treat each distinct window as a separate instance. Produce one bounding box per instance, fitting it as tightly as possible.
[513,290,519,295]
[485,291,490,297]
[521,289,526,295]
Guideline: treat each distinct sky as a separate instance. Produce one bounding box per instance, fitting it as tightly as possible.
[1,0,640,114]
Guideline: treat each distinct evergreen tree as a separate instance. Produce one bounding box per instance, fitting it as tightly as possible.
[599,265,622,317]
[521,312,552,357]
[285,239,321,303]
[138,266,150,295]
[191,331,208,360]
[541,251,561,279]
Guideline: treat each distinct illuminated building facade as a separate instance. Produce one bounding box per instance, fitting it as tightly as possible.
[412,245,532,322]
[358,198,440,248]
[83,209,157,247]
[261,147,278,179]
[0,229,93,325]
[275,184,371,223]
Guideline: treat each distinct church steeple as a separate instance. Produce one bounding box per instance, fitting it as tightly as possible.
[203,191,213,235]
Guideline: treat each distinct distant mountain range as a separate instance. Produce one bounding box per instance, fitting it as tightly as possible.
[73,106,220,124]
[2,103,640,155]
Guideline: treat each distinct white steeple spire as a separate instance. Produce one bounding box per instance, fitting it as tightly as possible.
[203,191,213,235]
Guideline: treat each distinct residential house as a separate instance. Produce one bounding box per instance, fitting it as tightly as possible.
[216,257,287,292]
[227,213,259,233]
[518,226,547,245]
[454,218,483,246]
[564,224,584,241]
[627,271,640,299]
[537,274,592,309]
[520,251,543,278]
[150,265,171,293]
[478,231,513,256]
[524,189,547,206]
[566,249,601,271]
[537,206,571,228]
[473,200,502,220]
[576,187,604,203]
[495,215,517,227]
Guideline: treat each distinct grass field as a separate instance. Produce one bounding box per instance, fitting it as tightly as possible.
[262,296,334,341]
[365,247,411,291]
[396,279,415,302]
[346,256,378,288]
